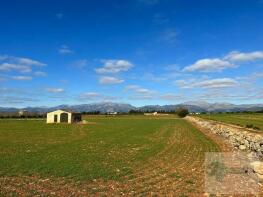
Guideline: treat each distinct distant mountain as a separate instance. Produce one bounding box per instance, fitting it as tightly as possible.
[138,104,205,113]
[0,101,263,113]
[68,103,136,113]
[19,102,135,113]
[181,101,263,112]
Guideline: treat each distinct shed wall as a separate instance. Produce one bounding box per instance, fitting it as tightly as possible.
[46,110,72,123]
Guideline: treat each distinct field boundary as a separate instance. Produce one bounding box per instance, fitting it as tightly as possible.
[185,117,233,153]
[185,116,263,158]
[191,116,263,134]
[196,114,263,132]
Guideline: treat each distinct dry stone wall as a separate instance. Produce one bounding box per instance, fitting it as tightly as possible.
[186,116,263,158]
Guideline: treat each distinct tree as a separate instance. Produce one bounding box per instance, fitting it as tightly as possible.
[176,107,189,118]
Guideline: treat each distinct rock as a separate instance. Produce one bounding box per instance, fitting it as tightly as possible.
[222,132,229,138]
[244,140,249,147]
[247,152,258,160]
[253,143,260,151]
[239,145,246,150]
[249,142,256,151]
[254,135,263,143]
[257,152,263,158]
[235,136,242,142]
[82,120,88,124]
[239,138,245,145]
[188,116,263,158]
[251,161,263,175]
[256,173,263,182]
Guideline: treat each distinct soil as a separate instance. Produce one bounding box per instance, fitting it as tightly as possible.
[1,120,259,196]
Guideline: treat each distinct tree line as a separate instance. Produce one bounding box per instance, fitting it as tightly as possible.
[0,108,191,118]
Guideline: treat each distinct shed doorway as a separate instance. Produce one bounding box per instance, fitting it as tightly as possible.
[60,113,68,123]
[54,115,58,123]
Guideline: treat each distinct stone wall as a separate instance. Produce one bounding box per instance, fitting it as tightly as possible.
[186,116,263,158]
[186,116,263,184]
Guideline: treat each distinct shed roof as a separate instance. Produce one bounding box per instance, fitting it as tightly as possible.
[47,109,71,114]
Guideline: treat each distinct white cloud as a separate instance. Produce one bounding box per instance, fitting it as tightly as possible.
[0,77,5,81]
[70,59,87,69]
[161,28,178,43]
[12,76,32,81]
[183,50,263,73]
[0,55,46,67]
[46,88,65,93]
[143,73,167,82]
[125,85,156,99]
[59,79,69,84]
[0,55,8,61]
[0,87,30,95]
[253,72,263,79]
[196,78,238,88]
[58,45,74,55]
[0,55,46,80]
[78,92,116,101]
[95,59,133,74]
[0,96,38,104]
[125,86,183,101]
[176,78,238,89]
[125,85,153,94]
[165,64,180,71]
[79,92,100,100]
[159,93,183,100]
[99,76,124,85]
[0,63,31,73]
[183,58,234,72]
[224,51,263,62]
[34,71,47,77]
[16,57,46,67]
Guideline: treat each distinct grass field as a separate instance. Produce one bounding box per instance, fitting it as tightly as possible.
[197,113,263,131]
[0,115,219,195]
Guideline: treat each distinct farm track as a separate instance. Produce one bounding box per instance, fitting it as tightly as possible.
[0,119,224,196]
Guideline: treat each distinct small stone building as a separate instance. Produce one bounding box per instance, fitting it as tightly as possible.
[46,109,81,124]
[18,110,29,116]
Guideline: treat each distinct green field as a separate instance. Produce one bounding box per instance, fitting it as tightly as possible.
[0,115,219,195]
[197,113,263,131]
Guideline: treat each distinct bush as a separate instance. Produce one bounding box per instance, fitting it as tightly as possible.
[176,108,189,118]
[246,124,254,128]
[246,124,260,130]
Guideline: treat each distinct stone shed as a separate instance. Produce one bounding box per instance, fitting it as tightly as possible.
[46,109,81,124]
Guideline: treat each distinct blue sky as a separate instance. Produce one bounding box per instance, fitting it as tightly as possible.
[0,0,263,107]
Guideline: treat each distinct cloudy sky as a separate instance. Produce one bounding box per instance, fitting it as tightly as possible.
[0,0,263,107]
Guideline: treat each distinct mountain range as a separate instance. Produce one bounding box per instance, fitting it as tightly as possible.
[1,101,263,113]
